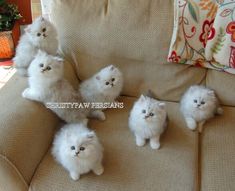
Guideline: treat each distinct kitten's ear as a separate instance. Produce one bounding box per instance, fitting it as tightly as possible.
[207,90,215,97]
[24,25,31,33]
[37,49,45,57]
[86,131,95,139]
[40,16,45,22]
[96,76,100,80]
[158,102,165,109]
[139,95,146,102]
[109,65,115,71]
[54,56,64,63]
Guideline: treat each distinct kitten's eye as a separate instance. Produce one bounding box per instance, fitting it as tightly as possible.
[46,66,51,70]
[42,28,46,32]
[194,100,197,103]
[37,33,41,37]
[70,146,75,150]
[111,78,115,82]
[149,113,154,116]
[201,101,205,105]
[142,109,146,114]
[80,147,85,151]
[105,82,109,85]
[39,63,44,67]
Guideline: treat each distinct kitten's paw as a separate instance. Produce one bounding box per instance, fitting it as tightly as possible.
[93,165,104,175]
[217,107,223,115]
[136,138,146,147]
[70,171,80,181]
[185,118,197,130]
[150,141,160,150]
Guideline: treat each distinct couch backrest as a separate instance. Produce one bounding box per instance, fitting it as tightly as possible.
[50,0,234,105]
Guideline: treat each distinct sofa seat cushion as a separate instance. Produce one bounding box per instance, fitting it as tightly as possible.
[201,106,235,191]
[29,97,198,191]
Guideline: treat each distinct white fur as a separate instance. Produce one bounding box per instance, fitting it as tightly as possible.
[52,123,104,181]
[14,16,58,76]
[80,65,123,119]
[22,50,88,124]
[129,95,167,150]
[180,85,223,132]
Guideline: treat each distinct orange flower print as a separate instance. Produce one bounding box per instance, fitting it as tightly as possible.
[226,21,235,42]
[199,19,215,47]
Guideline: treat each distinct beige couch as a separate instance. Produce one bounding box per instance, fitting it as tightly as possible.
[1,0,235,191]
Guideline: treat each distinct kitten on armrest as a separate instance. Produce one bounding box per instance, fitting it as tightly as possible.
[14,16,58,76]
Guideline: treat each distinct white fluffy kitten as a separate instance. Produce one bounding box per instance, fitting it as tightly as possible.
[80,65,123,120]
[180,85,223,133]
[129,95,167,150]
[14,16,58,76]
[22,50,89,124]
[52,123,104,181]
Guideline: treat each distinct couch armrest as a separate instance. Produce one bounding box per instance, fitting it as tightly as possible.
[0,155,28,191]
[0,59,79,187]
[0,74,60,184]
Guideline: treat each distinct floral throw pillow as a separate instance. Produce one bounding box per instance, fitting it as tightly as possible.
[168,0,235,74]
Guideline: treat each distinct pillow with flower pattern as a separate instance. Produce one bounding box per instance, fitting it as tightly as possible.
[168,0,235,74]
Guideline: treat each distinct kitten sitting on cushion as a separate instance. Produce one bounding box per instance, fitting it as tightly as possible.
[22,50,89,124]
[80,65,123,120]
[52,123,104,181]
[129,95,168,150]
[180,85,223,133]
[14,16,58,76]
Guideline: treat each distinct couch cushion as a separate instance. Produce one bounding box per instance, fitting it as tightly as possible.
[50,0,207,101]
[206,70,235,106]
[29,97,198,191]
[200,106,235,191]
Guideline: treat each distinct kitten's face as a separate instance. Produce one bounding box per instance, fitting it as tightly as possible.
[188,89,216,111]
[29,51,63,79]
[134,95,165,122]
[26,17,56,45]
[65,132,96,159]
[95,65,122,90]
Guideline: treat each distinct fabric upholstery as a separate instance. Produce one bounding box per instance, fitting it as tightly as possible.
[0,155,28,191]
[206,69,235,106]
[29,97,198,191]
[50,0,207,101]
[0,74,59,183]
[200,106,235,191]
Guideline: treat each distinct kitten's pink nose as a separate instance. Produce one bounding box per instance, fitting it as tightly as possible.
[75,151,79,155]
